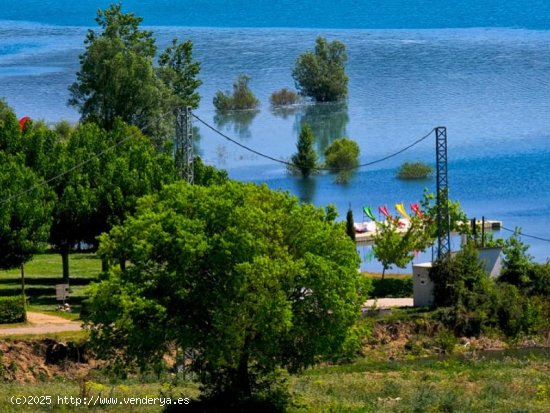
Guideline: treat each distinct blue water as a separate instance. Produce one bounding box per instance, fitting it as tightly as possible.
[1,2,550,269]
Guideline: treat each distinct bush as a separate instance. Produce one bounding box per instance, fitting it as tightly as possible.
[0,296,26,324]
[430,243,494,336]
[493,283,540,337]
[324,138,360,170]
[213,74,260,111]
[370,277,412,298]
[397,162,433,180]
[270,88,299,106]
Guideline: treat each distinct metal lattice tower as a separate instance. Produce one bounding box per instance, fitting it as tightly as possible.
[175,106,194,184]
[434,126,451,260]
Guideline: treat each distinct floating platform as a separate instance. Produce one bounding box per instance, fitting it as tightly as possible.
[355,219,503,244]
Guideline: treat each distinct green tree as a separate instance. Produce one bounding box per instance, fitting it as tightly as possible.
[346,208,355,241]
[0,153,54,270]
[69,4,201,149]
[292,37,348,102]
[372,215,431,278]
[157,37,202,109]
[497,228,533,288]
[291,123,318,177]
[324,137,359,183]
[49,121,176,281]
[0,99,23,154]
[0,102,55,274]
[430,243,496,336]
[85,181,368,408]
[213,74,260,111]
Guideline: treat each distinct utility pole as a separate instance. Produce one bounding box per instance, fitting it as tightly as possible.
[175,106,194,184]
[434,126,451,260]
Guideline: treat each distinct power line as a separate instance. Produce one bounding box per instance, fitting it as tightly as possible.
[193,113,434,172]
[0,133,135,206]
[1,109,177,205]
[500,226,550,243]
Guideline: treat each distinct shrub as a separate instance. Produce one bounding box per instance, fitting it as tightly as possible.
[370,277,413,298]
[270,88,299,106]
[213,74,260,111]
[397,162,433,180]
[0,296,26,324]
[430,243,494,336]
[493,283,540,337]
[324,138,360,170]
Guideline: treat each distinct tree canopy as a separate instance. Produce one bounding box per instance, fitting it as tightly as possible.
[48,120,177,281]
[0,153,54,270]
[85,181,368,406]
[69,4,201,150]
[292,37,348,102]
[0,101,54,270]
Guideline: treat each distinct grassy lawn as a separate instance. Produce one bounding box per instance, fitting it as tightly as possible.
[0,253,101,319]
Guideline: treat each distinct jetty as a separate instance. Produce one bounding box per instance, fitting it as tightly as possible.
[355,219,503,244]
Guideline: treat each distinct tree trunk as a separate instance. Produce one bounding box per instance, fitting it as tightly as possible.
[20,263,26,300]
[61,247,70,283]
[101,258,109,273]
[236,339,251,398]
[382,266,386,279]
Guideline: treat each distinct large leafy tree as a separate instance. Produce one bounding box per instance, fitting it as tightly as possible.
[292,36,348,102]
[0,101,54,271]
[85,181,368,407]
[0,153,54,271]
[49,121,177,281]
[69,4,201,149]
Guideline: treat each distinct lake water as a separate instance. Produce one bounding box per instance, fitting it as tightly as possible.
[1,2,549,270]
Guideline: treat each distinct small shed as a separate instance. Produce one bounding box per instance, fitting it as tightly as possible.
[412,247,503,307]
[477,247,503,278]
[412,262,434,307]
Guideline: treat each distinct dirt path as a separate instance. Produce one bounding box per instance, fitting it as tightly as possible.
[0,312,82,336]
[363,297,414,310]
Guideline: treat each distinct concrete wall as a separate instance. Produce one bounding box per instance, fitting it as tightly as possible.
[413,262,434,307]
[477,247,503,278]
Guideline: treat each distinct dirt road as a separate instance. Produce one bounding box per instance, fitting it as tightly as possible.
[0,312,82,336]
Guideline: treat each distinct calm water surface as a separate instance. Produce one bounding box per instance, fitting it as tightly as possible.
[1,2,549,269]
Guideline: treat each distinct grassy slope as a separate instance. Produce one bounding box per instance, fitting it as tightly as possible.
[0,353,548,412]
[0,253,101,319]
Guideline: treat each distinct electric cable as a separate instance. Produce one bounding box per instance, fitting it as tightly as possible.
[500,225,550,243]
[192,113,434,172]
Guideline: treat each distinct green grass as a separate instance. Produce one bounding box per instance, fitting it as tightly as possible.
[290,350,550,412]
[0,253,101,319]
[0,352,547,412]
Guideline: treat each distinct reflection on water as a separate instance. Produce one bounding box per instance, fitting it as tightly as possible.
[295,176,317,203]
[270,105,301,120]
[213,110,259,140]
[293,101,349,153]
[192,126,203,157]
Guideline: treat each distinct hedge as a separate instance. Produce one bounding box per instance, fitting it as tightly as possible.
[0,296,26,324]
[370,277,412,298]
